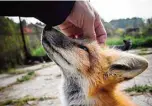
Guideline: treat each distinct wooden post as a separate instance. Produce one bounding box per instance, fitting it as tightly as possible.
[19,17,29,59]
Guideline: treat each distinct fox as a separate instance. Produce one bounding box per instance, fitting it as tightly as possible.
[41,27,148,106]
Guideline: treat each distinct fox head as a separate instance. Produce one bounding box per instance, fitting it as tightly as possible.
[42,28,148,97]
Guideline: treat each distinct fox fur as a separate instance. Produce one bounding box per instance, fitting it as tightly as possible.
[42,27,148,106]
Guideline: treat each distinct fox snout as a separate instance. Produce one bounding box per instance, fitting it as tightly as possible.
[42,27,148,93]
[42,28,74,49]
[42,27,148,106]
[42,28,91,72]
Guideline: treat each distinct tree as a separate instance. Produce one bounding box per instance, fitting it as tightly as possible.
[21,19,27,27]
[110,17,144,29]
[101,19,115,36]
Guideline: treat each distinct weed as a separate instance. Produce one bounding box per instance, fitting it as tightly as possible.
[0,95,36,106]
[16,71,36,83]
[0,95,57,106]
[0,68,24,75]
[7,68,24,74]
[125,85,152,93]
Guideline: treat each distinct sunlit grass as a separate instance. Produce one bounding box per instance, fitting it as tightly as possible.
[106,37,123,46]
[31,46,46,56]
[106,36,152,49]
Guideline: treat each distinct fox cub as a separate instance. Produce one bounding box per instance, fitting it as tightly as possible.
[42,27,148,106]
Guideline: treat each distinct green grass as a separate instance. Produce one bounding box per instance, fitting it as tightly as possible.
[31,46,46,56]
[0,68,25,75]
[0,96,36,106]
[125,85,152,93]
[128,36,152,48]
[17,71,36,83]
[106,37,124,46]
[0,95,57,106]
[106,36,152,49]
[140,48,148,51]
[6,68,24,74]
[0,72,36,92]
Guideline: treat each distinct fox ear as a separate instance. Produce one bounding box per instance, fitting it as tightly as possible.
[110,53,148,79]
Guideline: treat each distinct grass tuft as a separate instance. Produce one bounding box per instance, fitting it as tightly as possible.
[0,72,36,92]
[0,95,37,106]
[17,71,36,83]
[7,68,24,74]
[125,85,152,93]
[0,68,24,75]
[0,95,57,106]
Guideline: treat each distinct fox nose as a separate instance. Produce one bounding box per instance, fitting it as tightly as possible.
[42,27,74,49]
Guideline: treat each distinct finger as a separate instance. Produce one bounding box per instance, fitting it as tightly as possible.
[82,12,96,40]
[94,13,107,44]
[58,21,83,38]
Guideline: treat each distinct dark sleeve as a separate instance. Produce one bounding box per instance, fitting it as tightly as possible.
[0,1,75,27]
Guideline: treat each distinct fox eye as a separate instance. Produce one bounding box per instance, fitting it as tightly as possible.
[77,44,89,53]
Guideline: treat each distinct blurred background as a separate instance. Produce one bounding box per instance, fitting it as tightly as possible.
[0,0,152,106]
[0,17,52,73]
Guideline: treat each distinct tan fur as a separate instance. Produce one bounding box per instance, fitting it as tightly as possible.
[76,42,137,106]
[42,28,148,106]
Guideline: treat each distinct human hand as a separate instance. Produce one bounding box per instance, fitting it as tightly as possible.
[58,1,107,44]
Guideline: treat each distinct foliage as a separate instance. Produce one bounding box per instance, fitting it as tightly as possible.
[110,17,144,29]
[0,17,19,35]
[2,68,24,74]
[125,85,152,93]
[0,17,25,71]
[102,19,115,36]
[16,71,36,83]
[0,95,37,106]
[106,17,152,48]
[114,28,125,36]
[142,19,152,36]
[31,46,46,56]
[125,36,152,48]
[106,37,124,46]
[21,19,27,27]
[106,36,152,49]
[0,17,43,71]
[0,95,56,106]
